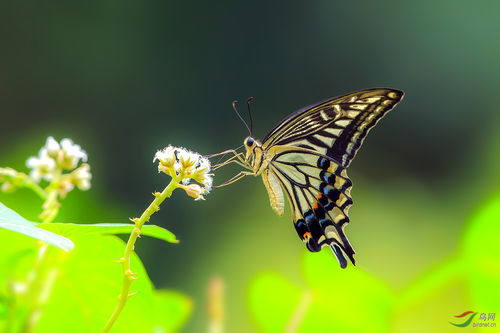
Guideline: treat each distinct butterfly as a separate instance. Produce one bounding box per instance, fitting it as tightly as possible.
[213,88,404,268]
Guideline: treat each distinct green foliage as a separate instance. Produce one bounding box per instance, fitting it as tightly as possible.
[0,202,73,251]
[39,223,178,244]
[249,273,302,332]
[0,135,208,332]
[28,232,154,332]
[249,252,393,332]
[248,194,500,332]
[300,251,393,332]
[0,203,190,332]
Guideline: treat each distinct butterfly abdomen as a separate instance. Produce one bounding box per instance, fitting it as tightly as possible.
[262,169,285,216]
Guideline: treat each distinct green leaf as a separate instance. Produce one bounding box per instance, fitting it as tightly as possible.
[32,232,157,332]
[249,252,395,332]
[152,290,192,332]
[0,202,73,251]
[38,223,178,243]
[1,224,189,332]
[248,272,302,332]
[0,228,38,293]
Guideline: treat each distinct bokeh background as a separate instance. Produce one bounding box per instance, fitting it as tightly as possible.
[1,1,499,332]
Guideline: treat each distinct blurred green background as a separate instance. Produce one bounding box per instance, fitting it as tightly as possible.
[0,1,499,332]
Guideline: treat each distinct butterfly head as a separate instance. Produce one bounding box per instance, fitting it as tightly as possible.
[243,136,262,167]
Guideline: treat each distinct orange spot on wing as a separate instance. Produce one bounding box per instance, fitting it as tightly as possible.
[312,202,319,209]
[315,193,323,199]
[303,232,312,240]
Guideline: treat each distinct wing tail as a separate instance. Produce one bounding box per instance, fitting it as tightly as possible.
[270,153,356,268]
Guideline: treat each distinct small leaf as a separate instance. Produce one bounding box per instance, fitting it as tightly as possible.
[38,223,178,243]
[0,202,74,251]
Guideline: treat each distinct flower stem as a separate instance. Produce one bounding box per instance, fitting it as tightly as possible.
[39,170,62,223]
[20,171,63,329]
[39,190,60,223]
[102,177,179,332]
[21,176,47,200]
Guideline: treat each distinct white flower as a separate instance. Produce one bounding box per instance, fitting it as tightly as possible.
[177,148,198,169]
[197,158,210,172]
[71,163,92,190]
[25,136,90,186]
[154,146,177,175]
[173,161,183,174]
[59,138,88,170]
[45,136,61,157]
[202,174,213,192]
[26,150,56,182]
[190,157,212,191]
[54,163,92,196]
[154,145,213,199]
[58,179,75,197]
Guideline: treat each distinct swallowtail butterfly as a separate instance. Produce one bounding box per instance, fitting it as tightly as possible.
[214,88,404,268]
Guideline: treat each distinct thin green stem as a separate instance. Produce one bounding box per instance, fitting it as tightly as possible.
[21,176,47,200]
[102,177,180,332]
[39,190,60,223]
[19,169,63,330]
[39,169,62,223]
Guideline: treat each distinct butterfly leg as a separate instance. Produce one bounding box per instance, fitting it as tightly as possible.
[209,149,246,162]
[213,152,247,170]
[209,149,248,170]
[215,171,254,188]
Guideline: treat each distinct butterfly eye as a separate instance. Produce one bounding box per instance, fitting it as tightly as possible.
[245,137,255,147]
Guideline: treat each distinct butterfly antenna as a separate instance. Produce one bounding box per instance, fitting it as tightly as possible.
[246,97,254,135]
[232,100,252,136]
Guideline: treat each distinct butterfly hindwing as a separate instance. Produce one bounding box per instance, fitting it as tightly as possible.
[262,88,404,167]
[268,149,355,267]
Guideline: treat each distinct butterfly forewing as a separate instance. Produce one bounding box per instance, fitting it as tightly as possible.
[263,88,404,167]
[260,88,403,267]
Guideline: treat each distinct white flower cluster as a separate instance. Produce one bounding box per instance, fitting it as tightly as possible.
[25,136,91,194]
[154,145,213,200]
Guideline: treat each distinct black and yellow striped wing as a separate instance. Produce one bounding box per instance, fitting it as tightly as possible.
[263,88,404,167]
[263,88,403,267]
[269,149,355,267]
